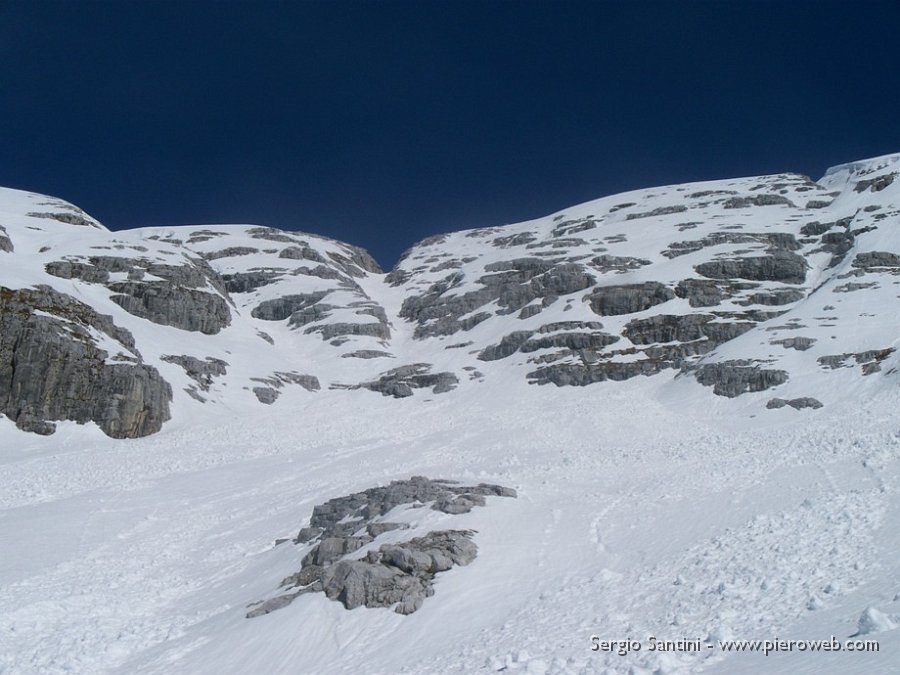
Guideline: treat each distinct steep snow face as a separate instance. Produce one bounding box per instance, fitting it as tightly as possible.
[0,153,898,438]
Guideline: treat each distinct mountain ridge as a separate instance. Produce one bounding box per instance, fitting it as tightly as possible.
[1,151,898,438]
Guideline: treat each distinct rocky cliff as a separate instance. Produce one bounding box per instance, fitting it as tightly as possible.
[1,152,897,437]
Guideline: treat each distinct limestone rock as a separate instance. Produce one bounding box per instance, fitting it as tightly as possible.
[586,282,674,316]
[693,361,789,397]
[852,251,900,270]
[766,397,823,410]
[250,292,329,321]
[248,478,515,617]
[342,364,458,397]
[109,281,231,335]
[160,355,228,391]
[695,250,807,284]
[0,285,171,438]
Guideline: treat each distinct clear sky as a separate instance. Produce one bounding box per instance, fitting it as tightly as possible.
[2,0,899,268]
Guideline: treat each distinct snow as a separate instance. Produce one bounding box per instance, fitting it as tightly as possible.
[1,384,899,674]
[2,152,900,673]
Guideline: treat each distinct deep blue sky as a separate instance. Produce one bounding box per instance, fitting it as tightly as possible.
[2,1,899,268]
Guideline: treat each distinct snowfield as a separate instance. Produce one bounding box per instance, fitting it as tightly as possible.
[2,152,900,673]
[2,381,899,674]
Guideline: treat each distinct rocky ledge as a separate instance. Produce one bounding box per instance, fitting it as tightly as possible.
[247,477,516,617]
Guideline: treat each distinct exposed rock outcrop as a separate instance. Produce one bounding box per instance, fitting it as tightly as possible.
[693,361,789,397]
[337,364,458,398]
[251,292,330,322]
[478,322,617,362]
[766,397,823,410]
[0,225,12,252]
[247,477,516,617]
[44,255,234,334]
[27,209,101,228]
[817,348,895,374]
[623,314,754,346]
[695,250,807,284]
[160,354,228,401]
[109,281,231,335]
[586,282,674,316]
[852,251,900,270]
[0,285,171,437]
[400,258,595,338]
[250,372,321,403]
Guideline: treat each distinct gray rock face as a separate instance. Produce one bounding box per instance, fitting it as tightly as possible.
[0,225,12,253]
[695,250,807,284]
[307,321,391,342]
[815,231,856,267]
[817,348,895,374]
[0,285,171,437]
[322,531,477,615]
[520,330,618,354]
[251,292,329,321]
[767,397,823,410]
[493,232,537,248]
[203,246,259,260]
[278,245,327,263]
[26,210,101,228]
[341,364,458,398]
[109,281,231,335]
[250,372,321,404]
[339,244,383,275]
[854,172,896,193]
[662,232,800,259]
[45,260,111,283]
[478,324,618,362]
[693,361,789,397]
[306,477,516,537]
[222,270,284,293]
[674,279,758,307]
[247,477,515,617]
[341,350,394,359]
[771,337,816,351]
[589,254,651,274]
[400,258,595,339]
[625,205,688,220]
[550,217,597,237]
[44,255,234,334]
[528,359,672,387]
[160,355,228,391]
[478,331,539,362]
[745,289,805,306]
[527,310,756,389]
[623,314,754,345]
[246,226,298,244]
[253,387,279,404]
[834,281,879,293]
[852,251,900,270]
[586,282,674,316]
[722,194,795,208]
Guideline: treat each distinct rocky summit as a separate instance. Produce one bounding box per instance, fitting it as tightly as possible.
[1,152,899,438]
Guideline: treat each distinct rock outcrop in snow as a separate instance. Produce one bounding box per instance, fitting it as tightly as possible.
[0,151,898,437]
[0,285,171,437]
[246,477,516,616]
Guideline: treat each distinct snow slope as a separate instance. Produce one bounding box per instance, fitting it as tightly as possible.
[1,153,899,674]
